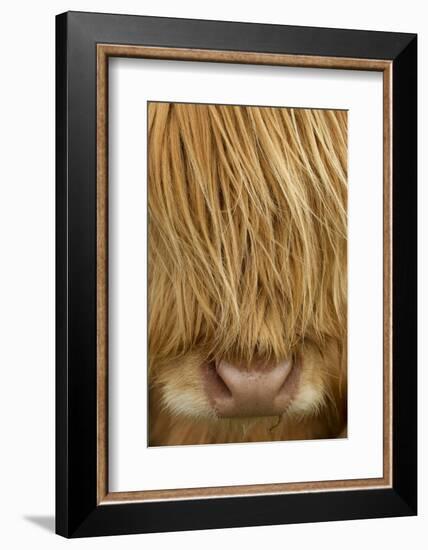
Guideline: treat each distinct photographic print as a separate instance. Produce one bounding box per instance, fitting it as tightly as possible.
[57,13,417,537]
[148,101,348,446]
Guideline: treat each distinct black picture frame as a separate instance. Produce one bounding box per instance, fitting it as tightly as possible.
[56,10,417,538]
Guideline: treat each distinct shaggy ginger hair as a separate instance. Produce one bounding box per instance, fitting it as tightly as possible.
[148,102,347,445]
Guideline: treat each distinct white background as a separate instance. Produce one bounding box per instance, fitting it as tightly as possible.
[110,60,383,491]
[0,0,425,548]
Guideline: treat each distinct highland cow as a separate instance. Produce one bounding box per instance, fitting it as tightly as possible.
[148,102,347,445]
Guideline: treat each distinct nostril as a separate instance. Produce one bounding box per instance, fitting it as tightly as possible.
[204,361,233,399]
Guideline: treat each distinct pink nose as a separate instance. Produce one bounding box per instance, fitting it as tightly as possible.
[205,359,299,418]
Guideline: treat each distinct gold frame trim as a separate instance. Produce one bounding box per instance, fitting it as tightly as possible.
[96,44,393,504]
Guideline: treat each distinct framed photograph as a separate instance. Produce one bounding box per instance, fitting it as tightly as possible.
[56,11,417,537]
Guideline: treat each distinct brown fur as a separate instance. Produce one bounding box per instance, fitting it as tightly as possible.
[148,102,348,445]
